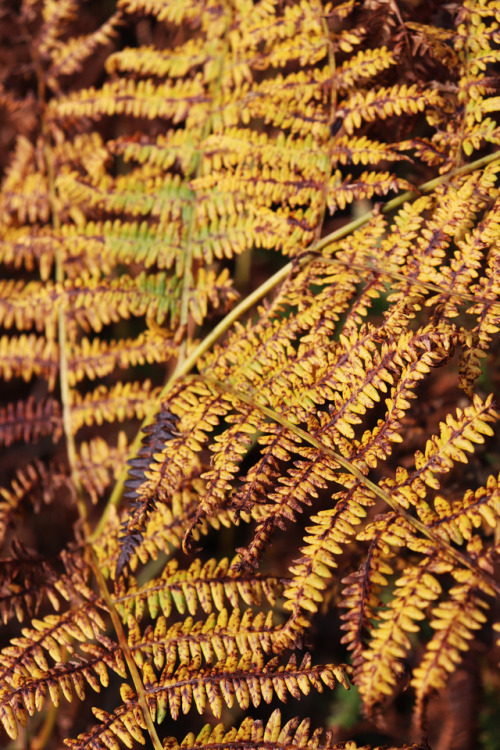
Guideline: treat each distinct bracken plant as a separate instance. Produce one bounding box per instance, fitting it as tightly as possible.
[1,1,500,748]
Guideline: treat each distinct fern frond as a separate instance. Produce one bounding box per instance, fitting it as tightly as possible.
[0,136,50,226]
[67,332,176,386]
[458,214,500,392]
[379,393,498,512]
[0,334,59,389]
[406,22,458,69]
[49,78,209,124]
[0,596,117,739]
[0,397,62,447]
[161,710,427,750]
[0,636,127,740]
[0,227,57,280]
[412,581,489,726]
[114,494,239,574]
[127,652,350,722]
[46,12,122,82]
[327,171,413,212]
[355,552,447,713]
[281,481,376,638]
[340,523,399,672]
[0,274,192,337]
[332,136,411,167]
[77,433,130,504]
[335,85,444,135]
[3,0,500,746]
[65,701,146,748]
[114,557,282,621]
[126,607,281,670]
[0,545,78,625]
[116,0,226,27]
[70,380,161,432]
[63,654,350,749]
[0,463,60,545]
[123,384,230,532]
[336,46,397,90]
[427,473,500,545]
[455,0,500,157]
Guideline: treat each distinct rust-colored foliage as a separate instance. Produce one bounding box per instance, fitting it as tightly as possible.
[0,0,500,748]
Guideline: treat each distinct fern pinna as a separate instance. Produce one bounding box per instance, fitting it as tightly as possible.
[1,0,500,748]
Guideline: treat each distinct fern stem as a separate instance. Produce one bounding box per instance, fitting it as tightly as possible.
[175,8,232,370]
[34,30,162,750]
[199,375,500,598]
[95,148,500,538]
[88,548,163,750]
[30,35,90,537]
[312,0,337,245]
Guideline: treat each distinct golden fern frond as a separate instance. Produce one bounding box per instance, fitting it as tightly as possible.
[380,394,498,510]
[0,334,59,389]
[126,606,281,670]
[45,12,123,83]
[160,709,429,750]
[332,135,411,166]
[426,472,500,544]
[455,0,500,157]
[66,332,176,386]
[0,595,123,740]
[61,654,350,749]
[355,550,448,713]
[350,455,499,718]
[327,171,413,213]
[0,330,172,390]
[114,557,282,621]
[412,581,490,725]
[0,543,85,625]
[122,651,350,722]
[0,136,50,226]
[0,227,57,280]
[100,494,238,577]
[0,645,127,742]
[336,46,397,90]
[69,380,161,432]
[335,84,444,136]
[340,523,399,671]
[458,210,500,393]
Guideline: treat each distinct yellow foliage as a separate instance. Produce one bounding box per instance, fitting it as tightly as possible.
[1,0,500,748]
